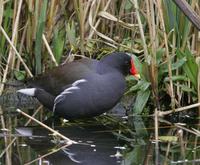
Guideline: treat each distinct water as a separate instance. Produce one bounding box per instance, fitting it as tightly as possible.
[0,91,200,165]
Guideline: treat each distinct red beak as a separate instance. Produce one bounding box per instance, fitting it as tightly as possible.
[130,59,140,79]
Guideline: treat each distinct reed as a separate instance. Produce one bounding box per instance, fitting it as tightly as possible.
[0,1,200,164]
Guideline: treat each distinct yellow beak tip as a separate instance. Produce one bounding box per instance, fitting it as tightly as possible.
[134,74,141,79]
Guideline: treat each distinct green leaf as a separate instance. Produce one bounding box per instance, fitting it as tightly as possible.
[123,146,146,165]
[139,80,151,91]
[156,48,165,64]
[161,57,186,73]
[0,1,12,55]
[133,116,148,138]
[128,82,142,92]
[34,0,48,74]
[14,71,26,81]
[164,75,188,82]
[52,29,65,63]
[177,49,198,89]
[112,132,135,142]
[128,80,150,93]
[177,84,196,94]
[133,89,150,114]
[3,8,13,18]
[66,21,77,49]
[124,0,132,10]
[159,136,178,142]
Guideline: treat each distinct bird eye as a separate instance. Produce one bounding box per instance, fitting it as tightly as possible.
[125,61,130,65]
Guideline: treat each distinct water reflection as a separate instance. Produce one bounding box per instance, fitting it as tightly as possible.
[0,93,200,164]
[16,122,124,165]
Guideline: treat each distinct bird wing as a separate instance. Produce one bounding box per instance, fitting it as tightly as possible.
[27,58,98,95]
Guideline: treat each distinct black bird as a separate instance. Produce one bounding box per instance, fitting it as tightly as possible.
[18,52,140,119]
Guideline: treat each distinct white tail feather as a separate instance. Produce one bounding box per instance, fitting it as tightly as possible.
[17,88,36,96]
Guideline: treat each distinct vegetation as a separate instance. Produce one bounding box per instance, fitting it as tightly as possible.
[0,0,199,164]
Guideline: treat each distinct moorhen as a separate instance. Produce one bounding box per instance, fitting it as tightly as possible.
[18,52,140,119]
